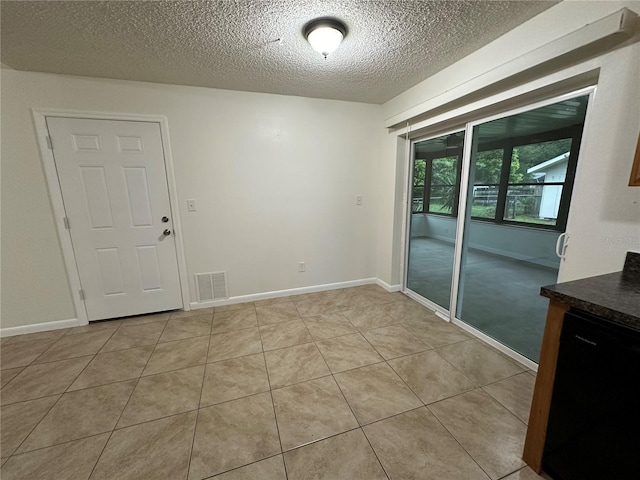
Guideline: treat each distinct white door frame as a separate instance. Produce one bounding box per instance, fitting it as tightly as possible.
[32,109,191,326]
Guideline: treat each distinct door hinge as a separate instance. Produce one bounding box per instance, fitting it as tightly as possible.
[78,289,85,301]
[45,136,53,150]
[63,217,70,229]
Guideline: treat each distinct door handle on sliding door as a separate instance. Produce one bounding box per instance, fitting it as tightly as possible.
[556,233,569,260]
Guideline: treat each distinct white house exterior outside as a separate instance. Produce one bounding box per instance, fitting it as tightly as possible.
[527,152,570,220]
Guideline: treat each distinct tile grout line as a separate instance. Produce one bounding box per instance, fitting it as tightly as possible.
[86,314,173,479]
[165,313,215,341]
[202,452,286,479]
[0,366,26,391]
[186,333,212,480]
[356,325,427,410]
[391,315,531,424]
[269,371,334,393]
[1,312,170,463]
[255,315,289,480]
[3,431,114,464]
[358,427,393,480]
[385,344,480,406]
[30,327,120,365]
[430,343,486,386]
[3,393,65,459]
[441,398,503,475]
[336,335,426,427]
[2,328,157,403]
[6,328,124,458]
[425,398,497,480]
[210,306,256,336]
[278,424,367,454]
[3,288,533,478]
[496,466,537,480]
[479,386,530,427]
[13,338,216,401]
[318,337,392,480]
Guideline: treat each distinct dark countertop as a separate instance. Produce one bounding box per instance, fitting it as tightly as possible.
[540,252,640,331]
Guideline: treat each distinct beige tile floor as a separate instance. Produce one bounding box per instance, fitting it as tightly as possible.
[0,285,548,480]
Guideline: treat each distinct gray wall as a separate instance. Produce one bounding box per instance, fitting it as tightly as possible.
[411,214,561,269]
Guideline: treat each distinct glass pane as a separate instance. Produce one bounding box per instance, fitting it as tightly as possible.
[412,159,426,213]
[503,184,556,225]
[470,186,498,219]
[428,157,457,214]
[504,138,572,226]
[513,139,572,182]
[457,95,589,362]
[407,131,464,310]
[470,148,502,220]
[474,149,504,184]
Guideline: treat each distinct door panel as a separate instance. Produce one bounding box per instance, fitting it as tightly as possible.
[124,167,154,227]
[406,130,464,310]
[47,117,182,320]
[136,245,163,291]
[80,166,114,228]
[455,95,589,362]
[96,248,125,295]
[404,92,591,363]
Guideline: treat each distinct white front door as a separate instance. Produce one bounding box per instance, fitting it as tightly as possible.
[47,117,183,321]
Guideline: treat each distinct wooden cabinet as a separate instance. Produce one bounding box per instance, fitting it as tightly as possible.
[522,299,568,472]
[630,132,640,186]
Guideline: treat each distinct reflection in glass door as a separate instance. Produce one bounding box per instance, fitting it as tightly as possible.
[406,130,464,311]
[405,91,592,363]
[455,94,590,361]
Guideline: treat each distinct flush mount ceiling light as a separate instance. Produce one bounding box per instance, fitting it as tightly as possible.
[303,18,347,59]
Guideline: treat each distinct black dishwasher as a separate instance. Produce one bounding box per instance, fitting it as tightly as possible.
[543,309,640,479]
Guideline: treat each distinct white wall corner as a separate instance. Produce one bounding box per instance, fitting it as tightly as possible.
[0,318,85,338]
[375,278,402,292]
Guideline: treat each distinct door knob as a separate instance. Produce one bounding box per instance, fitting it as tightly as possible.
[163,229,171,236]
[161,216,169,223]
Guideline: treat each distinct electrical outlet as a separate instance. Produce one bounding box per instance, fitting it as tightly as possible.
[298,262,306,272]
[356,195,362,206]
[187,199,197,212]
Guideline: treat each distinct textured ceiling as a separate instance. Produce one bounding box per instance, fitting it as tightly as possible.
[1,1,557,104]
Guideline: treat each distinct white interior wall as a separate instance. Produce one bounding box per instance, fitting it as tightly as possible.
[0,71,381,329]
[375,0,640,287]
[2,1,639,333]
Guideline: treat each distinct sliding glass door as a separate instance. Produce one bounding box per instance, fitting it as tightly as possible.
[405,91,591,362]
[407,131,464,311]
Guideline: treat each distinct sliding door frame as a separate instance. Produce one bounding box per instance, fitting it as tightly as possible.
[403,126,467,319]
[402,86,597,370]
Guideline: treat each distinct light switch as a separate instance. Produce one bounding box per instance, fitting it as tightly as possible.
[356,195,363,206]
[187,199,197,212]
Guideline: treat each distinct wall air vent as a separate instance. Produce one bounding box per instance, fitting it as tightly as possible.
[195,271,228,302]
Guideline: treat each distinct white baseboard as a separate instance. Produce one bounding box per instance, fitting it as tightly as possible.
[189,277,378,310]
[0,279,382,335]
[0,318,85,338]
[375,279,402,292]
